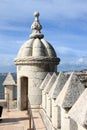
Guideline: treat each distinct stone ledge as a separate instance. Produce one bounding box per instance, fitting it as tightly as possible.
[0,100,7,107]
[14,57,60,65]
[0,100,17,109]
[40,109,57,130]
[32,111,46,130]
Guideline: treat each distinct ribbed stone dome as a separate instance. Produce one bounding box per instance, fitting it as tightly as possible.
[17,38,57,58]
[15,12,60,65]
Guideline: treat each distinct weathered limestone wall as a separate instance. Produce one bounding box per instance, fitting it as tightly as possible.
[52,102,61,129]
[43,73,57,113]
[5,85,14,101]
[40,72,86,130]
[61,108,70,130]
[0,100,7,107]
[69,88,87,130]
[17,65,48,110]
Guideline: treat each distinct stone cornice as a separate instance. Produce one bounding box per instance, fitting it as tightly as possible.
[14,57,60,65]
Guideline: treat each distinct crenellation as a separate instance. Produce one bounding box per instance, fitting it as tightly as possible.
[40,71,86,130]
[56,72,85,109]
[40,73,52,90]
[48,72,69,99]
[69,88,87,130]
[43,73,57,94]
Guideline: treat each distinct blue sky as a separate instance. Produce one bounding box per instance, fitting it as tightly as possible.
[0,0,87,72]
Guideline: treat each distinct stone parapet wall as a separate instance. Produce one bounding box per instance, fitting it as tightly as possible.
[39,72,87,130]
[0,100,7,108]
[40,108,54,130]
[0,100,17,109]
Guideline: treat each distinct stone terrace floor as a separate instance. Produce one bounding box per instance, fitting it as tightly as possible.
[0,108,46,130]
[0,109,30,130]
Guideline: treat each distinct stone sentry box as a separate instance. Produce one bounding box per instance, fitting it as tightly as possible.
[14,12,60,110]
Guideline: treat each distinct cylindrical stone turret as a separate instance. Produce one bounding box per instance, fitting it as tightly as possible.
[14,12,60,110]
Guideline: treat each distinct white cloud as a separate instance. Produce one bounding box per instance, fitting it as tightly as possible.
[0,24,28,32]
[76,56,87,65]
[0,0,87,23]
[0,0,87,40]
[0,54,15,66]
[56,46,86,56]
[57,46,72,54]
[0,39,25,56]
[55,45,87,69]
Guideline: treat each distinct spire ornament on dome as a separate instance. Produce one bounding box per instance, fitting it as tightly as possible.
[30,12,44,39]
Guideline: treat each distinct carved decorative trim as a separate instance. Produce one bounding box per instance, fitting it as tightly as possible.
[14,57,60,65]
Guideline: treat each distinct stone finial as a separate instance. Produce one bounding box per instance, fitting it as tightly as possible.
[33,12,41,30]
[30,11,44,39]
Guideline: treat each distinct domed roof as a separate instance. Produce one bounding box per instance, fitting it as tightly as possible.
[15,12,60,65]
[17,38,57,58]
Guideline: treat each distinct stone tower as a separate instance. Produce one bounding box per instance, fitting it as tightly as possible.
[14,12,60,110]
[3,72,16,102]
